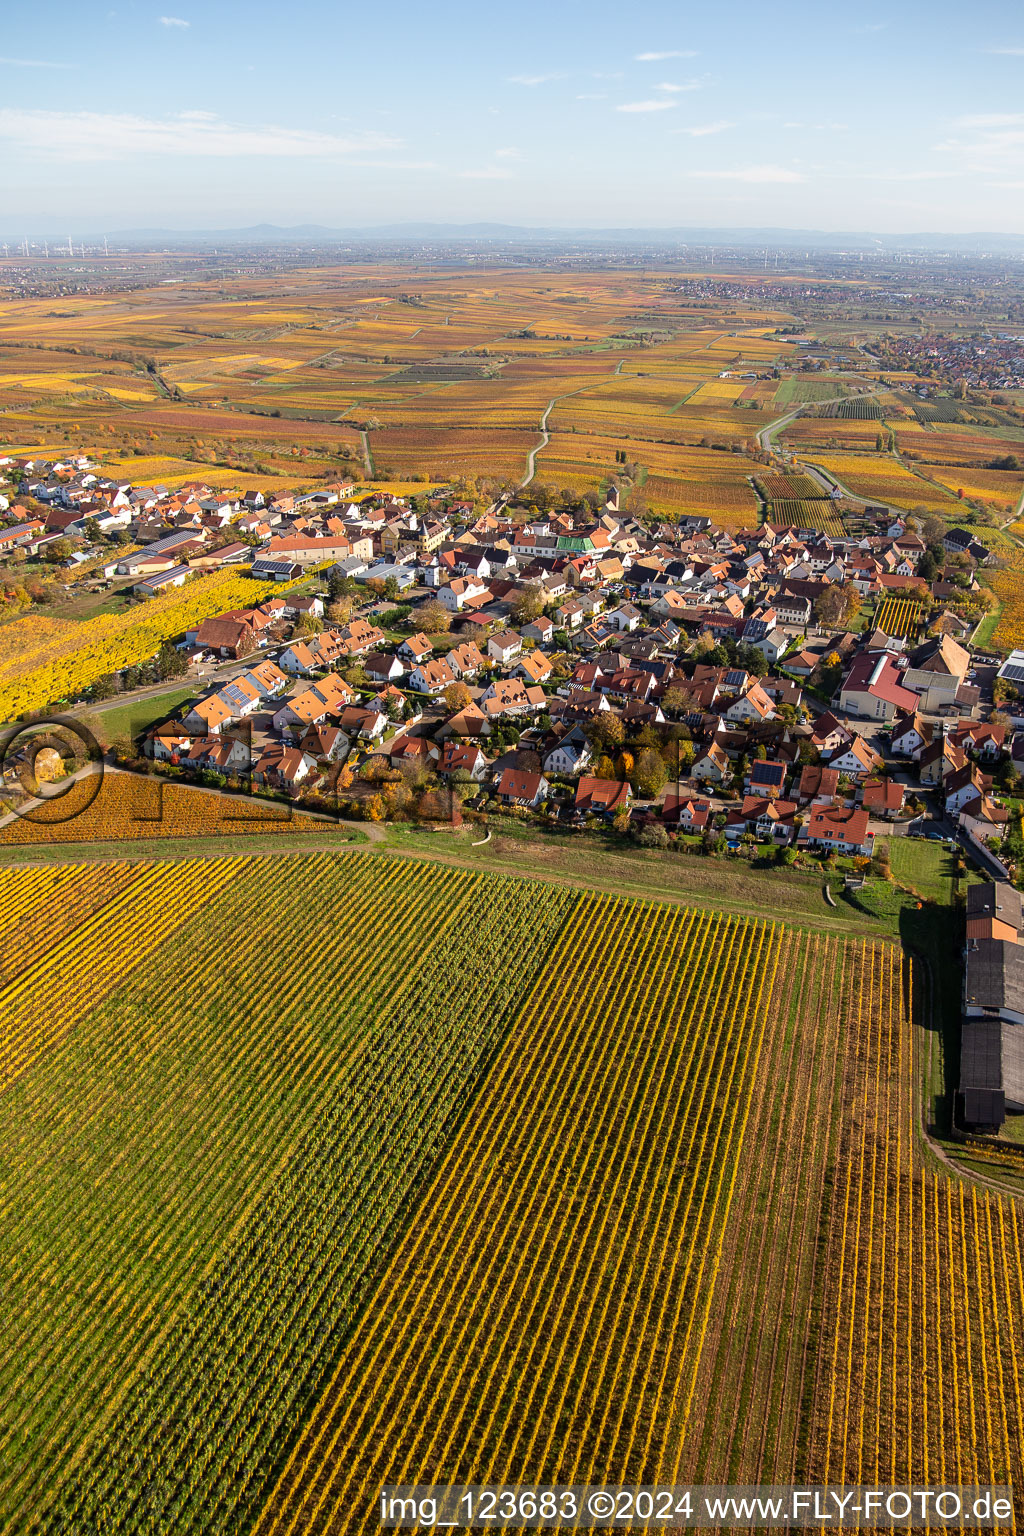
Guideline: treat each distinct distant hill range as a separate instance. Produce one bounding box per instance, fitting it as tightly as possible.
[68,223,1024,255]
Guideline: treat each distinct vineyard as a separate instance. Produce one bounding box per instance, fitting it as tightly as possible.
[3,848,1024,1533]
[874,595,923,640]
[985,547,1024,651]
[761,498,846,536]
[0,770,339,845]
[0,569,289,723]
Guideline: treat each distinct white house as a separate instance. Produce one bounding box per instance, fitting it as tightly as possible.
[543,726,593,777]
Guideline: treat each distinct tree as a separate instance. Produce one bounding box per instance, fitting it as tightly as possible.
[444,681,472,713]
[417,599,452,634]
[45,538,74,565]
[638,823,669,849]
[510,584,544,626]
[585,713,625,753]
[662,684,687,718]
[383,576,401,601]
[814,586,846,628]
[631,747,667,799]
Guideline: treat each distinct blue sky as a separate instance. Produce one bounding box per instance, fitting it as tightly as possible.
[2,0,1024,235]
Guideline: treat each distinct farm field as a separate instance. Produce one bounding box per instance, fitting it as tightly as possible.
[0,264,796,509]
[2,847,1023,1533]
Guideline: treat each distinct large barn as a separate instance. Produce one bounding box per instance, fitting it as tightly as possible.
[959,882,1024,1128]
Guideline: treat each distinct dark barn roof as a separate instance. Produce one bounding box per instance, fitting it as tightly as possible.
[967,882,1023,931]
[965,939,1024,1014]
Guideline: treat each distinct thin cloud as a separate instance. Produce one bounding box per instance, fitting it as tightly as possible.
[0,108,401,161]
[634,50,697,61]
[459,167,515,179]
[0,55,72,68]
[673,120,737,137]
[494,147,523,159]
[987,46,1024,55]
[655,82,685,92]
[616,99,679,114]
[507,72,564,86]
[576,92,607,100]
[158,15,190,26]
[687,164,806,183]
[953,112,1024,128]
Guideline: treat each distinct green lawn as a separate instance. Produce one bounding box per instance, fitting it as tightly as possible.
[882,834,959,902]
[82,685,198,746]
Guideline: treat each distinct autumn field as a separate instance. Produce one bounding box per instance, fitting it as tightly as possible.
[0,264,801,515]
[5,260,1024,531]
[0,845,1020,1533]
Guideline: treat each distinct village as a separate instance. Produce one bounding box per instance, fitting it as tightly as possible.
[0,449,1018,879]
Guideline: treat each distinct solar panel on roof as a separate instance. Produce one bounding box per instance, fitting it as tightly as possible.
[1001,663,1024,684]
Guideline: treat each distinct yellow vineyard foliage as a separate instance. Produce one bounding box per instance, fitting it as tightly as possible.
[0,770,338,845]
[0,569,284,723]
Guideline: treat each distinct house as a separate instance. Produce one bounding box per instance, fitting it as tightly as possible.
[543,725,593,777]
[337,704,388,741]
[363,651,406,686]
[945,762,991,816]
[522,615,554,645]
[438,741,488,781]
[918,737,967,786]
[179,733,253,776]
[408,658,457,695]
[692,740,731,785]
[236,658,283,699]
[949,720,1007,763]
[800,804,873,856]
[437,577,489,612]
[729,795,799,845]
[902,634,971,713]
[811,710,854,757]
[511,649,553,685]
[797,764,840,807]
[746,759,787,799]
[829,737,884,779]
[840,652,920,722]
[772,591,813,626]
[574,776,632,816]
[891,711,933,760]
[724,682,776,726]
[479,678,547,718]
[749,627,789,666]
[298,724,349,762]
[488,630,524,664]
[278,640,321,677]
[181,693,235,736]
[447,640,486,678]
[192,615,258,660]
[397,633,433,665]
[271,674,356,735]
[389,734,441,768]
[495,765,549,808]
[862,776,906,819]
[663,795,712,833]
[252,743,318,791]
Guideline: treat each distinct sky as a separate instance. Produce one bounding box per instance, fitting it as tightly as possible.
[3,0,1024,236]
